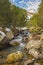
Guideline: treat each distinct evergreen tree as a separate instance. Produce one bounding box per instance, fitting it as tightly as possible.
[0,0,11,27]
[27,0,43,29]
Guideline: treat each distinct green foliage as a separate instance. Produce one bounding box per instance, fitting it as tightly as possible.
[0,0,11,27]
[38,0,43,28]
[10,5,27,27]
[27,0,43,29]
[26,14,39,28]
[0,0,27,27]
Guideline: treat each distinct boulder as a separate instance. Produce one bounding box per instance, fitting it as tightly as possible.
[10,40,20,46]
[32,34,41,40]
[29,34,33,40]
[0,37,9,49]
[6,51,23,63]
[0,31,5,42]
[28,48,40,59]
[25,40,42,50]
[0,31,9,49]
[24,59,34,65]
[12,27,19,36]
[6,31,14,40]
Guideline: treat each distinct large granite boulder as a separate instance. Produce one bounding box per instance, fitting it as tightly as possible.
[25,40,42,50]
[28,48,40,59]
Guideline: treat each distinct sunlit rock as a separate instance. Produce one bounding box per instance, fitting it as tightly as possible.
[25,40,42,49]
[5,28,14,40]
[28,48,40,59]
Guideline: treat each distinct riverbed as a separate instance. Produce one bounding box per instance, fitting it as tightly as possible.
[0,33,43,65]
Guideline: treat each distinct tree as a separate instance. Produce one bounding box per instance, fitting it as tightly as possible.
[0,0,11,27]
[10,5,27,27]
[0,0,27,27]
[38,0,43,28]
[27,0,43,29]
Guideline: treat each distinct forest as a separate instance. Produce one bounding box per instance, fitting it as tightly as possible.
[0,0,27,27]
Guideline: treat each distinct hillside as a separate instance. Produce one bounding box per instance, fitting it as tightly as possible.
[0,0,27,27]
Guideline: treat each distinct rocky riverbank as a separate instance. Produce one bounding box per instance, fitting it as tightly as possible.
[0,27,43,65]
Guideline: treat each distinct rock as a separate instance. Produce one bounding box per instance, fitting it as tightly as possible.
[6,51,23,63]
[12,27,19,36]
[10,40,20,46]
[41,33,43,40]
[0,31,5,42]
[6,30,14,40]
[24,59,35,65]
[0,31,9,49]
[22,36,29,43]
[28,48,40,59]
[32,34,41,40]
[25,40,42,50]
[39,43,43,58]
[0,37,9,49]
[29,34,33,40]
[34,63,40,65]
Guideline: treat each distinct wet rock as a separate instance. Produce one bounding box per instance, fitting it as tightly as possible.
[25,40,42,50]
[6,51,23,63]
[28,48,40,59]
[10,40,20,46]
[0,31,9,49]
[0,31,5,42]
[0,37,9,49]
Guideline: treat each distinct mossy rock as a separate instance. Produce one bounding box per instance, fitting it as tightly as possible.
[6,51,23,63]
